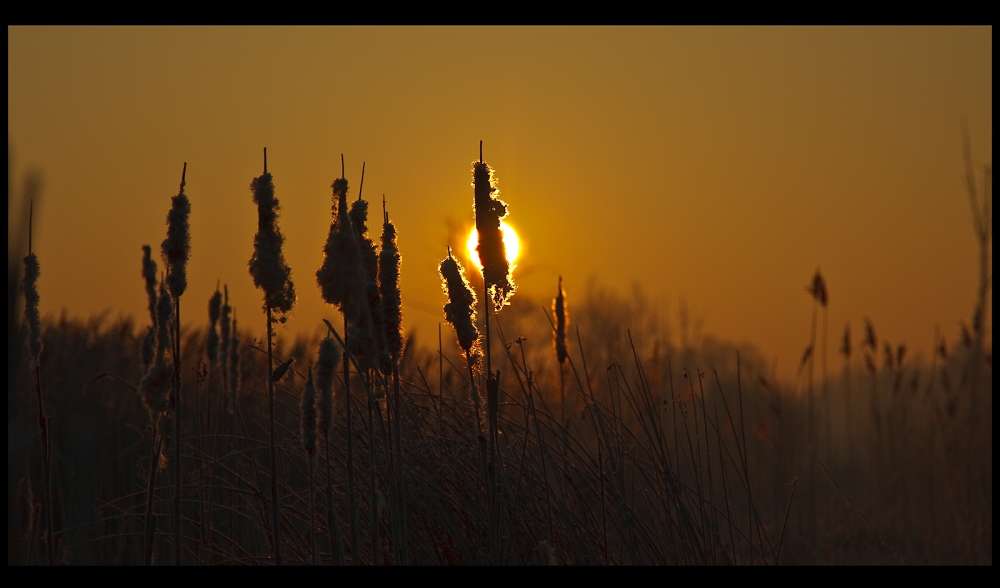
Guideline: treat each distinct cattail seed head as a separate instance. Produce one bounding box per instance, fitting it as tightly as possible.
[440,249,479,355]
[22,253,42,359]
[473,160,514,310]
[248,166,296,322]
[162,165,191,299]
[219,286,232,386]
[140,286,174,420]
[141,245,158,324]
[301,367,317,459]
[228,309,241,409]
[316,336,340,437]
[553,276,568,365]
[317,177,366,321]
[207,288,222,364]
[379,210,403,362]
[807,269,828,307]
[347,197,389,373]
[840,322,851,359]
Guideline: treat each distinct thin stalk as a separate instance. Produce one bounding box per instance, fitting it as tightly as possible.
[345,316,358,564]
[172,296,182,566]
[266,305,282,565]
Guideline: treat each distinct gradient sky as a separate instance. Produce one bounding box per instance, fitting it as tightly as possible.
[8,26,992,382]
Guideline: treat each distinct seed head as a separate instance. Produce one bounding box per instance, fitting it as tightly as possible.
[301,367,317,459]
[379,207,403,362]
[219,286,232,389]
[228,309,241,409]
[553,276,568,365]
[22,253,42,359]
[473,160,515,310]
[317,177,366,322]
[316,336,341,437]
[161,164,191,299]
[140,286,174,420]
[807,269,828,307]
[207,287,222,364]
[440,249,479,355]
[248,162,295,322]
[141,245,158,324]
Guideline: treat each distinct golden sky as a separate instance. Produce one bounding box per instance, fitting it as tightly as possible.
[8,26,992,381]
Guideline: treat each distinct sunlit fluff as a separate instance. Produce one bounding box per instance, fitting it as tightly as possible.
[249,171,296,322]
[473,161,515,310]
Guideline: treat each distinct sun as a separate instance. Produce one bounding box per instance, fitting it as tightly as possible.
[466,221,520,271]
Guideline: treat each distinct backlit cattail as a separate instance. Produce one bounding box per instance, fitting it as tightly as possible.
[140,286,173,419]
[317,177,365,321]
[161,164,191,299]
[302,367,317,459]
[228,309,240,407]
[316,336,340,437]
[248,157,296,322]
[440,248,479,356]
[22,252,42,359]
[140,246,158,367]
[219,286,231,390]
[553,276,569,365]
[379,205,403,362]
[348,196,389,372]
[807,269,828,307]
[207,286,222,365]
[473,160,515,310]
[863,318,877,350]
[840,322,851,359]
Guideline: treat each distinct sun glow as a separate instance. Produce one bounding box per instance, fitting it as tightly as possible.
[466,221,520,271]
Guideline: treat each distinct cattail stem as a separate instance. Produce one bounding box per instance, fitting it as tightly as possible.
[143,416,163,565]
[345,315,358,565]
[392,363,406,565]
[266,304,282,565]
[324,432,344,565]
[172,296,182,565]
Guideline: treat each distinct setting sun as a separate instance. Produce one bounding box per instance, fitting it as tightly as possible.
[466,221,520,271]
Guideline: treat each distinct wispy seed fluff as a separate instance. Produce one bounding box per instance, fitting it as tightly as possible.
[207,287,222,364]
[348,198,388,373]
[161,165,191,299]
[316,337,341,438]
[228,309,241,410]
[379,210,403,362]
[140,246,159,368]
[473,161,515,310]
[317,177,366,324]
[219,286,232,389]
[248,166,296,322]
[301,367,317,459]
[553,276,569,365]
[440,250,479,355]
[22,253,42,359]
[140,286,174,420]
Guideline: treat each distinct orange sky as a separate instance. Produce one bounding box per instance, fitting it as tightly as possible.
[8,26,992,382]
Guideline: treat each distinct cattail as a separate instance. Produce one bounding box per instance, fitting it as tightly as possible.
[553,276,568,365]
[161,164,191,299]
[379,205,403,362]
[473,160,515,310]
[142,245,158,323]
[22,252,42,359]
[302,367,317,459]
[248,159,296,322]
[228,309,240,407]
[807,269,828,307]
[207,286,222,364]
[317,177,365,321]
[440,248,479,356]
[348,196,388,372]
[863,318,877,350]
[316,336,341,437]
[840,322,851,359]
[219,286,232,389]
[140,286,173,420]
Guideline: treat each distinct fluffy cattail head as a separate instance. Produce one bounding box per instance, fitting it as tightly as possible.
[553,276,568,365]
[207,287,222,364]
[301,367,317,459]
[141,245,158,324]
[840,322,851,359]
[379,208,403,362]
[140,286,174,420]
[316,336,340,437]
[228,309,241,408]
[248,155,296,322]
[161,164,191,299]
[22,253,42,359]
[219,286,232,372]
[473,159,514,310]
[347,195,389,372]
[440,249,479,355]
[807,269,828,307]
[317,177,365,318]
